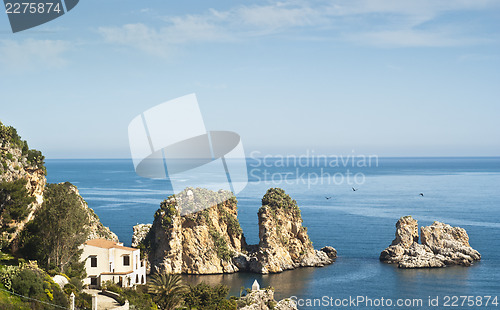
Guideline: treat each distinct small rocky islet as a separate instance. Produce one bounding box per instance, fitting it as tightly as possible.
[380,215,481,268]
[133,187,337,275]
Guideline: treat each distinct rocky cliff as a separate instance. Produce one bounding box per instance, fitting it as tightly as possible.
[138,187,336,275]
[68,184,118,241]
[380,216,481,268]
[1,122,46,243]
[132,223,152,247]
[235,188,336,274]
[0,121,117,247]
[145,188,245,274]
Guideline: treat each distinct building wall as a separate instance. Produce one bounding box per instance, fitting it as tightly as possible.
[81,244,147,288]
[81,245,110,287]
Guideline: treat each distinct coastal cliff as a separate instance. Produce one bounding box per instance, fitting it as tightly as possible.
[380,216,481,268]
[0,121,117,249]
[0,123,46,243]
[69,184,118,241]
[136,187,336,274]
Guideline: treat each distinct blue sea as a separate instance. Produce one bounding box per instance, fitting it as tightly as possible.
[45,157,500,309]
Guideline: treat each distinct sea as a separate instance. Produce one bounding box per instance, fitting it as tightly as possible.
[45,157,500,309]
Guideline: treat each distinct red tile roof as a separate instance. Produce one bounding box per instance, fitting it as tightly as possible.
[84,239,137,251]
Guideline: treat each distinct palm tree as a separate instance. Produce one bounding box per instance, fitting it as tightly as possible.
[148,272,188,310]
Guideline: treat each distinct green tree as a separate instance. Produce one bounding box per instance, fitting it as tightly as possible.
[0,179,35,227]
[21,182,90,273]
[183,282,236,310]
[147,273,187,310]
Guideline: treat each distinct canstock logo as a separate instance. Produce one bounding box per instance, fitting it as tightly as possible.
[4,0,79,33]
[128,94,248,215]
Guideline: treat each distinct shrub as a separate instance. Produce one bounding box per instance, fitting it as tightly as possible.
[0,265,20,290]
[0,179,35,226]
[122,285,157,310]
[183,282,236,310]
[261,188,300,214]
[11,269,45,299]
[209,230,233,261]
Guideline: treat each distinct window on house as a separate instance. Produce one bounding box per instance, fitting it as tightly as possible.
[123,255,130,266]
[90,256,97,267]
[90,277,98,286]
[136,274,139,283]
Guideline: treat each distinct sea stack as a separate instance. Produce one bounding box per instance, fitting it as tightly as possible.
[380,216,481,268]
[138,187,336,274]
[236,188,336,273]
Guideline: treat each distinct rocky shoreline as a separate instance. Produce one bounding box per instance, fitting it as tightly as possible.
[380,216,481,268]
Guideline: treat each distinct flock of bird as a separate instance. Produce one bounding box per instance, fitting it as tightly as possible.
[324,189,425,200]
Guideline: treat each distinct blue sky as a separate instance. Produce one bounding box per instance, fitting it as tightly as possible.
[1,0,499,158]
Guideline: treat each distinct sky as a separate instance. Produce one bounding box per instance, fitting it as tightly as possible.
[1,0,499,158]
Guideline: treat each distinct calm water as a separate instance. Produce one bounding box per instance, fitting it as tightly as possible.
[46,157,500,309]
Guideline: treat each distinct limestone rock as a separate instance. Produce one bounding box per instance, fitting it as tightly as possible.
[1,137,46,243]
[380,216,481,268]
[1,122,118,247]
[244,188,335,274]
[238,288,298,310]
[132,223,152,247]
[145,187,336,275]
[68,185,118,242]
[52,275,69,289]
[147,188,246,274]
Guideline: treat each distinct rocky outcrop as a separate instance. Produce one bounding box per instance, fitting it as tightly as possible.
[132,223,152,247]
[147,188,246,274]
[143,187,335,275]
[1,121,118,247]
[238,288,298,310]
[68,184,118,242]
[1,124,46,243]
[380,216,481,268]
[235,188,335,274]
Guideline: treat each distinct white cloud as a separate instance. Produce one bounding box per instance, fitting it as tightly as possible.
[0,39,71,72]
[98,0,500,56]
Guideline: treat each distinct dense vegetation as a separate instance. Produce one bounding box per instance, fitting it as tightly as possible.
[0,179,35,230]
[20,182,90,274]
[261,188,300,214]
[0,260,68,310]
[183,282,237,310]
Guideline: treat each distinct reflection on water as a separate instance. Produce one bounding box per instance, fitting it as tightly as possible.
[182,258,385,300]
[395,264,472,296]
[182,267,317,300]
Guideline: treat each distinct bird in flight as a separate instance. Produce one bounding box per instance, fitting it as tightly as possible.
[325,196,332,200]
[419,193,424,196]
[352,187,358,191]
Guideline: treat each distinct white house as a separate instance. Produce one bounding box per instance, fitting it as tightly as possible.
[81,239,147,289]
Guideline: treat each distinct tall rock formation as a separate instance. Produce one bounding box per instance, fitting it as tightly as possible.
[236,188,335,274]
[146,188,246,274]
[0,121,117,248]
[139,187,336,275]
[380,216,481,268]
